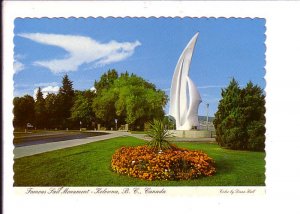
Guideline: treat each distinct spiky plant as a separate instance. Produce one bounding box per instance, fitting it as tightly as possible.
[146,119,175,152]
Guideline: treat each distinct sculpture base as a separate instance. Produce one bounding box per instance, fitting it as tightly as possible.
[169,130,213,138]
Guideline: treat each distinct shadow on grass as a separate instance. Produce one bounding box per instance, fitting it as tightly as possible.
[214,158,234,175]
[64,150,95,158]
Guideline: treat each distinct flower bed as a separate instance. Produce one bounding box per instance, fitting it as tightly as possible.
[111,145,216,180]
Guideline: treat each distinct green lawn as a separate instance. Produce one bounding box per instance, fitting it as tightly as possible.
[14,136,265,186]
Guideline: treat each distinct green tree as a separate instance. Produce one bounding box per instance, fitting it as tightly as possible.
[242,82,266,150]
[93,87,118,129]
[57,74,75,128]
[94,69,118,93]
[114,73,167,130]
[163,115,176,130]
[44,93,60,129]
[71,90,96,129]
[13,95,35,129]
[93,70,167,130]
[213,79,265,151]
[92,69,119,129]
[34,87,47,129]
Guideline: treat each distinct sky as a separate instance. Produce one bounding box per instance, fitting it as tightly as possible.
[13,18,266,117]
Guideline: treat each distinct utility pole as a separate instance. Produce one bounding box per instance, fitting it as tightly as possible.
[206,103,209,130]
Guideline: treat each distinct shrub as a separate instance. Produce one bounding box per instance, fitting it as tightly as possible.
[111,145,216,181]
[213,79,265,151]
[146,119,175,152]
[247,121,266,151]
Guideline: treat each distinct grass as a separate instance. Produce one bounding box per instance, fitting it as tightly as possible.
[14,136,265,186]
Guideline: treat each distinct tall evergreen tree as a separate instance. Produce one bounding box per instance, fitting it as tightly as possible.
[34,87,47,129]
[57,74,75,128]
[213,79,265,151]
[242,82,266,150]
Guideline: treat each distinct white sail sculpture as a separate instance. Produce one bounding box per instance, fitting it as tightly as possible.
[169,33,202,130]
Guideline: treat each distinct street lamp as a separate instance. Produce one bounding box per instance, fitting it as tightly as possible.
[206,103,209,130]
[115,119,118,131]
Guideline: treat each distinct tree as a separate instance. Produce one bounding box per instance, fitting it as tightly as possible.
[94,69,118,93]
[44,93,60,129]
[93,88,118,129]
[57,74,75,128]
[34,87,47,129]
[242,82,266,150]
[71,90,96,129]
[13,95,35,129]
[92,70,119,129]
[213,79,265,151]
[163,115,176,130]
[114,73,167,130]
[93,70,168,130]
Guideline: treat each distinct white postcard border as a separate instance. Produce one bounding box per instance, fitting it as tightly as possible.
[3,1,300,214]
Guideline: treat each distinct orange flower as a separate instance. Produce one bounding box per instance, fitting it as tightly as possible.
[111,145,216,180]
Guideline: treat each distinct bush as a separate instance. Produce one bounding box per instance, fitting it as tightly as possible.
[111,145,216,181]
[247,121,266,151]
[213,79,266,151]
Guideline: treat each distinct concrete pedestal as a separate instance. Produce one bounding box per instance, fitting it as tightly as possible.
[169,130,212,138]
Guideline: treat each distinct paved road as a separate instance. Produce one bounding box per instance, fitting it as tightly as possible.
[13,131,215,159]
[14,131,109,147]
[14,131,127,159]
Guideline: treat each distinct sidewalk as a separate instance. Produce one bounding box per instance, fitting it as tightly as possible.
[14,131,127,159]
[13,131,215,159]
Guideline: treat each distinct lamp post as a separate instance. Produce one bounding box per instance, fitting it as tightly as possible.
[115,119,118,131]
[206,103,209,130]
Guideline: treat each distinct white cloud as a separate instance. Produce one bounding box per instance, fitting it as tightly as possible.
[15,54,26,60]
[13,60,25,74]
[18,33,141,74]
[33,85,60,99]
[34,82,59,87]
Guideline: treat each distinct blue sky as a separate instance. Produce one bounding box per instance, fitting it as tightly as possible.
[13,18,266,117]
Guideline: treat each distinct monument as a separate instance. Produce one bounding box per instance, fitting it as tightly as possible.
[169,33,202,130]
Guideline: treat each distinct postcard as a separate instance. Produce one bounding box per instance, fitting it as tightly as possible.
[3,1,300,214]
